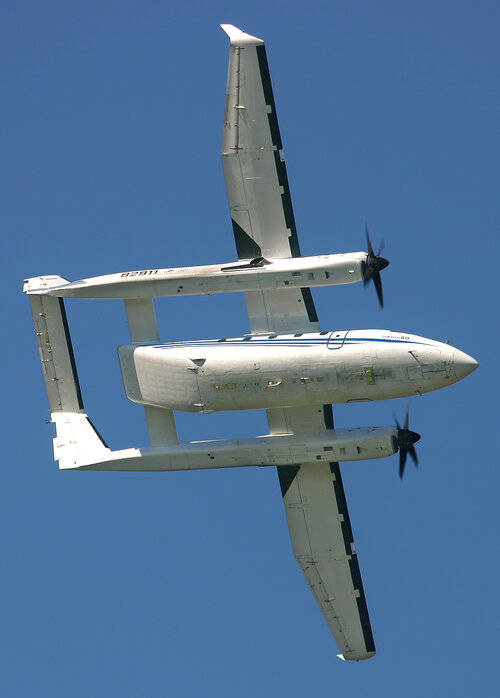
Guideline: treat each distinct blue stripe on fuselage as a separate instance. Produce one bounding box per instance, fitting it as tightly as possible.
[149,335,433,350]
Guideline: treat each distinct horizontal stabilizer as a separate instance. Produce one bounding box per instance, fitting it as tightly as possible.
[24,275,70,293]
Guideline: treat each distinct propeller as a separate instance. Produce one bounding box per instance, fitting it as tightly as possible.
[363,225,390,308]
[395,407,421,479]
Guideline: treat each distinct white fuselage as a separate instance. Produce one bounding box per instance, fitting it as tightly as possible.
[118,329,477,413]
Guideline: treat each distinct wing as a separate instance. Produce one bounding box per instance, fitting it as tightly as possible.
[270,405,376,661]
[278,459,376,661]
[221,27,375,659]
[221,24,319,334]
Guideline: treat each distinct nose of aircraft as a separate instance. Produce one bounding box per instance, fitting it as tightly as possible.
[453,349,479,381]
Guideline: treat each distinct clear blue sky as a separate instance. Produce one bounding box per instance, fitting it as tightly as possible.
[3,1,498,696]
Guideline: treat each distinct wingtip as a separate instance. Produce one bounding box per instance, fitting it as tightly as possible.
[220,24,264,45]
[337,650,376,661]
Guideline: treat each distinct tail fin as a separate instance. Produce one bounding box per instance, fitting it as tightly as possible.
[52,412,110,469]
[29,293,83,413]
[27,288,110,468]
[26,278,179,467]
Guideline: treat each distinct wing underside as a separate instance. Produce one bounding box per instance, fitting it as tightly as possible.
[221,26,375,659]
[273,404,375,660]
[221,24,319,335]
[277,455,376,660]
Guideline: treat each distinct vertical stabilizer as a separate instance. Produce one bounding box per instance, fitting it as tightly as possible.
[26,287,111,468]
[29,294,84,413]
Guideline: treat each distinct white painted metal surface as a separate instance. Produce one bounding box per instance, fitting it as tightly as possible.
[51,414,397,471]
[280,461,376,661]
[22,254,366,299]
[117,330,473,413]
[24,24,478,662]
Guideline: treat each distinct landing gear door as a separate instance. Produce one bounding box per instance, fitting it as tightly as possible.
[327,329,350,350]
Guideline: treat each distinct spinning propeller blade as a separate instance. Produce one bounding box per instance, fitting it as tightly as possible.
[395,407,421,479]
[363,225,389,308]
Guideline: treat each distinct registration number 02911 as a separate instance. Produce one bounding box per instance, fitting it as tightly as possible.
[121,270,159,277]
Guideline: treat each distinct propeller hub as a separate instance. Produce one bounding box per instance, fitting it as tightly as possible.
[395,409,420,478]
[364,254,390,278]
[363,226,389,308]
[398,429,420,447]
[375,256,390,272]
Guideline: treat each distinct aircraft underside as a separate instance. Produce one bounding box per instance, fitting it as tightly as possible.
[118,330,475,413]
[24,24,477,662]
